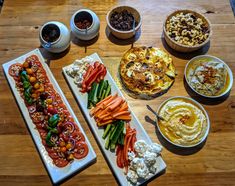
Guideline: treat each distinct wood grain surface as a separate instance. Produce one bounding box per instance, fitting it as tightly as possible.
[0,0,235,186]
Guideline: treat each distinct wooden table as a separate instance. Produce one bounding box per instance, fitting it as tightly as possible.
[0,0,235,185]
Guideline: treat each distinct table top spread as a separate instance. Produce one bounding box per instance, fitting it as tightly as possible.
[0,0,235,186]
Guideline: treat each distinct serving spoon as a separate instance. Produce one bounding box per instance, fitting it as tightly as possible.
[146,104,165,121]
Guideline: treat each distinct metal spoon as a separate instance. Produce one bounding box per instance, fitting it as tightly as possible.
[146,104,165,121]
[132,17,136,36]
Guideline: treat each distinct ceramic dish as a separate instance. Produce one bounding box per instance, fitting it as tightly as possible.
[156,96,210,148]
[185,55,233,98]
[2,49,96,185]
[62,53,166,186]
[163,9,212,52]
[106,6,142,39]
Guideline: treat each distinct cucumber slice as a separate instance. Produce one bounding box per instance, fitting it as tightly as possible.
[102,124,112,139]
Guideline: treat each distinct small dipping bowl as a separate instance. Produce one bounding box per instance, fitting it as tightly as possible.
[70,9,100,40]
[39,21,70,53]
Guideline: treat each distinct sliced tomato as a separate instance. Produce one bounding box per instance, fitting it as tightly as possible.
[8,63,22,77]
[25,55,39,64]
[54,158,69,167]
[30,112,44,123]
[74,141,89,159]
[48,152,60,160]
[72,131,85,142]
[36,68,49,84]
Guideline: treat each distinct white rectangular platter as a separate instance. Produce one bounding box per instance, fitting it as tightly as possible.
[62,53,166,186]
[2,49,97,185]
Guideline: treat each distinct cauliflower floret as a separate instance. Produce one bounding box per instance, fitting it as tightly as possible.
[130,157,145,170]
[148,143,163,155]
[128,151,136,161]
[144,151,157,166]
[134,140,148,157]
[149,161,158,173]
[136,164,149,179]
[127,169,138,184]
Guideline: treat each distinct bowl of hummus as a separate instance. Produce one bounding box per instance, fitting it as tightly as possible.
[156,96,210,147]
[185,55,233,98]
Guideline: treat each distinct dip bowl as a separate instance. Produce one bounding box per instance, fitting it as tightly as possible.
[156,96,210,148]
[70,9,100,40]
[184,55,233,98]
[39,21,70,53]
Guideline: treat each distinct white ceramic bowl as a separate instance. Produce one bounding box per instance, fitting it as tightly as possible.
[156,96,210,148]
[70,9,100,40]
[106,6,142,39]
[185,55,233,98]
[39,21,70,53]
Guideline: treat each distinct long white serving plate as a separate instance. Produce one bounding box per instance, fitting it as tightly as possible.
[2,49,96,185]
[62,53,166,186]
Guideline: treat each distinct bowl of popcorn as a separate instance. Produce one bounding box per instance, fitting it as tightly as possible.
[163,10,212,52]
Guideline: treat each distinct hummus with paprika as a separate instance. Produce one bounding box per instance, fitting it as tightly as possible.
[158,98,208,146]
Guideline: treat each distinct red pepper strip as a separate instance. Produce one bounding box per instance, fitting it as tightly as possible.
[99,66,107,80]
[94,61,101,68]
[81,65,93,92]
[86,67,104,90]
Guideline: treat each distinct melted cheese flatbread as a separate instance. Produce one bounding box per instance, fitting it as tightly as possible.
[119,46,176,99]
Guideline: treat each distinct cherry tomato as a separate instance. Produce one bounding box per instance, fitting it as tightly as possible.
[73,141,89,159]
[54,158,69,167]
[8,63,22,77]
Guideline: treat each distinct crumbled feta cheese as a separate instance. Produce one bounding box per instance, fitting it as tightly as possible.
[128,151,135,161]
[66,56,94,88]
[136,164,149,179]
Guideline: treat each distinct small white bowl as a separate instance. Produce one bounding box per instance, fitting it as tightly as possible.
[39,21,70,53]
[156,96,210,148]
[184,55,233,98]
[70,9,100,40]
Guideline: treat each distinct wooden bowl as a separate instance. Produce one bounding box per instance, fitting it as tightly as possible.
[106,6,142,39]
[163,10,212,53]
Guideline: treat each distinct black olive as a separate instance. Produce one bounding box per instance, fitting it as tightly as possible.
[40,92,49,100]
[126,61,134,68]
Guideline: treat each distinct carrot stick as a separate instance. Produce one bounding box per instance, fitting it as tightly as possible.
[106,96,122,108]
[97,119,113,126]
[112,111,130,118]
[115,115,131,120]
[96,94,113,106]
[108,98,124,111]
